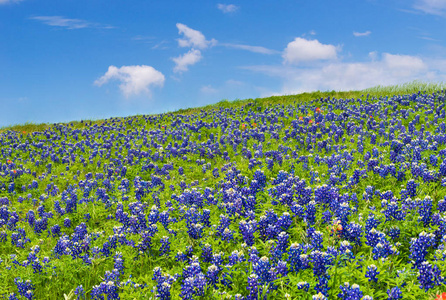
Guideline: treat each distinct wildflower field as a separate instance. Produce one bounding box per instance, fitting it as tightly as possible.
[2,84,446,299]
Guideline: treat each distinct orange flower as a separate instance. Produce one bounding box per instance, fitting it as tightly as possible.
[299,116,303,121]
[13,170,16,174]
[241,123,246,131]
[7,160,11,164]
[252,122,257,128]
[316,107,321,113]
[436,292,446,300]
[309,120,314,124]
[330,220,343,235]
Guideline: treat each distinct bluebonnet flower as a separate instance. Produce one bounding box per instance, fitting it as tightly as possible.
[206,264,220,287]
[418,196,433,226]
[91,280,119,300]
[365,228,385,248]
[297,281,310,292]
[365,264,379,282]
[64,217,71,228]
[409,231,435,268]
[383,200,405,222]
[114,252,124,275]
[200,243,213,263]
[417,261,443,292]
[239,220,257,246]
[290,202,305,220]
[439,198,446,213]
[388,226,400,240]
[311,231,323,251]
[288,243,309,272]
[338,282,363,300]
[221,228,234,243]
[312,293,327,300]
[157,282,172,300]
[186,223,203,240]
[74,285,85,300]
[181,273,206,299]
[365,213,380,233]
[253,256,274,285]
[387,286,402,300]
[247,274,259,300]
[311,251,329,278]
[321,210,332,224]
[50,224,61,237]
[271,231,289,260]
[152,267,175,300]
[372,239,396,259]
[228,250,245,266]
[314,275,330,297]
[248,246,260,265]
[8,293,19,300]
[277,212,292,231]
[211,251,225,268]
[276,260,287,277]
[342,222,363,246]
[14,278,34,299]
[305,201,317,225]
[159,236,171,256]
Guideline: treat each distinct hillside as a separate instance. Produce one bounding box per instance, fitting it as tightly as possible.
[1,81,446,299]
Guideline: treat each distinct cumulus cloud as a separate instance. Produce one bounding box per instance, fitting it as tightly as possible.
[30,16,113,29]
[413,0,446,15]
[221,43,279,54]
[283,37,338,65]
[245,52,435,94]
[172,49,202,73]
[176,23,217,49]
[217,3,239,13]
[95,65,165,97]
[353,30,371,37]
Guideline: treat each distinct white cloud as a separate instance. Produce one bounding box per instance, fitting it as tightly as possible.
[418,36,441,41]
[152,40,169,50]
[200,85,218,94]
[172,49,202,73]
[369,51,378,61]
[353,31,371,37]
[383,53,425,70]
[217,4,239,13]
[176,23,217,49]
[283,37,338,65]
[244,52,437,94]
[95,65,165,97]
[413,0,446,15]
[221,43,279,54]
[226,79,244,86]
[30,16,113,29]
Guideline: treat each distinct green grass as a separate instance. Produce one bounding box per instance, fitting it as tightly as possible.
[2,80,445,133]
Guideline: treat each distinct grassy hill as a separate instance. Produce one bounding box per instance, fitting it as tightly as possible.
[1,80,446,299]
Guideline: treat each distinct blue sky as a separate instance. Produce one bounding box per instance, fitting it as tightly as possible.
[1,0,446,127]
